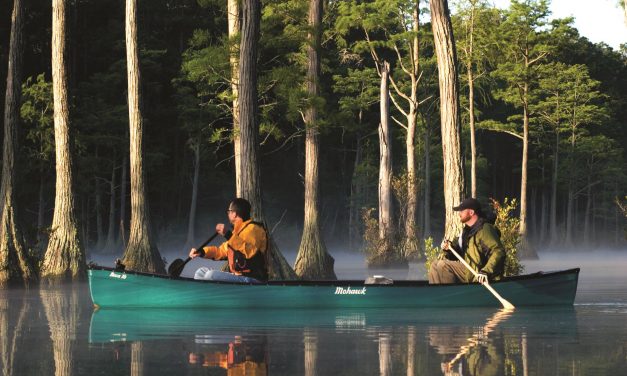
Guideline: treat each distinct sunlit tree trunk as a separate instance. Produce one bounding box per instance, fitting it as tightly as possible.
[368,61,403,267]
[466,4,478,198]
[401,4,421,260]
[119,153,128,248]
[583,177,592,244]
[379,62,393,243]
[41,284,80,376]
[121,0,165,273]
[294,0,336,280]
[41,0,85,279]
[0,0,35,285]
[186,140,200,246]
[238,0,296,279]
[519,90,532,254]
[95,177,104,250]
[550,131,559,245]
[423,122,431,238]
[430,0,465,240]
[103,162,117,252]
[229,0,242,196]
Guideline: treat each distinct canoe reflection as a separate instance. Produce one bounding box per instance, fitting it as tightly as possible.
[89,306,577,375]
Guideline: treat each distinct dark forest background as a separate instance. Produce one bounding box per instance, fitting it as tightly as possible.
[1,0,625,258]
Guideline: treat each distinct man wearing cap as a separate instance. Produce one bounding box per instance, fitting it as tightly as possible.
[189,198,268,283]
[428,198,505,284]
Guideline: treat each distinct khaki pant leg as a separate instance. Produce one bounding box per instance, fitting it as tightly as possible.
[429,259,466,284]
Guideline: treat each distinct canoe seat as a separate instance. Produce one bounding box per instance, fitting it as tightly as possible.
[365,275,393,285]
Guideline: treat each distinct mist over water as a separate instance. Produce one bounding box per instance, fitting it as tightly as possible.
[17,247,625,375]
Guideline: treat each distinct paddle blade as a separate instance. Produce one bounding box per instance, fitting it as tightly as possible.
[168,258,186,277]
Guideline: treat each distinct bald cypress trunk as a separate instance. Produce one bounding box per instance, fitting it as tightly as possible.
[402,5,421,260]
[0,0,35,285]
[41,0,85,279]
[294,0,336,280]
[121,0,165,273]
[229,0,242,196]
[238,0,295,279]
[368,62,405,268]
[430,0,464,240]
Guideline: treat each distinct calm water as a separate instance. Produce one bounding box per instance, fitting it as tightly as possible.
[2,252,626,375]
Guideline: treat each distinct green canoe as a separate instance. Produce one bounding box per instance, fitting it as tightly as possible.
[88,266,579,309]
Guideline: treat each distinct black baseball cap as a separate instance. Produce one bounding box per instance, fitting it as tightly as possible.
[453,198,482,213]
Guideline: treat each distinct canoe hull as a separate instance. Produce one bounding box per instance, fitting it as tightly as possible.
[88,267,579,309]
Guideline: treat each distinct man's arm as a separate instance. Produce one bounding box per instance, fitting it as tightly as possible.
[226,224,267,258]
[477,225,505,278]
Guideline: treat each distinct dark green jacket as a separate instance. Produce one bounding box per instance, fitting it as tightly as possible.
[458,220,505,283]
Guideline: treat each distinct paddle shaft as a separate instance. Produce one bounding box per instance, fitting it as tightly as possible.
[447,247,515,310]
[170,232,219,276]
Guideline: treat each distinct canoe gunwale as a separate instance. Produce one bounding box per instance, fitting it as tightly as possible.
[88,265,580,287]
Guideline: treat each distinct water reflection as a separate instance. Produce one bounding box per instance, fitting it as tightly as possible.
[1,286,626,375]
[40,282,81,376]
[0,291,30,376]
[189,335,268,375]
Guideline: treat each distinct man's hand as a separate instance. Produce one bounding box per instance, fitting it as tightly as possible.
[215,223,226,236]
[476,273,488,285]
[189,248,203,259]
[440,239,451,251]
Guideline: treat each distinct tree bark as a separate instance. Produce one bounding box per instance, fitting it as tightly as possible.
[95,177,104,250]
[402,4,421,260]
[423,122,431,238]
[119,153,128,248]
[0,0,36,285]
[103,162,117,252]
[186,141,200,246]
[294,0,336,280]
[430,0,465,240]
[550,131,559,245]
[379,62,393,242]
[238,0,296,279]
[121,0,165,273]
[467,4,478,198]
[229,0,242,196]
[368,61,404,268]
[41,0,85,279]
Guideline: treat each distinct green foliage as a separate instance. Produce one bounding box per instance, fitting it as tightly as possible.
[490,198,524,276]
[423,237,440,277]
[20,74,54,162]
[360,207,381,256]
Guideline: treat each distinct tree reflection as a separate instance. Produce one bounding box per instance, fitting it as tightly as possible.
[40,282,80,376]
[0,291,30,376]
[131,342,144,376]
[379,331,392,376]
[304,329,318,376]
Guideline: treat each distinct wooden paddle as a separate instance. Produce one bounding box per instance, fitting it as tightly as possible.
[168,232,219,277]
[447,246,515,310]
